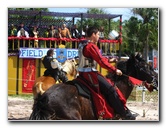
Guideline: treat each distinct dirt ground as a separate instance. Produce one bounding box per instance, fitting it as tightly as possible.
[8,96,159,121]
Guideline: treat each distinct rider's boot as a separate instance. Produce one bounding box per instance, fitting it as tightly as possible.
[123,107,136,120]
[44,69,50,76]
[105,86,136,120]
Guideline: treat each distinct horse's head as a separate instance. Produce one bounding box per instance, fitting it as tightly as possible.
[126,53,158,90]
[62,59,78,78]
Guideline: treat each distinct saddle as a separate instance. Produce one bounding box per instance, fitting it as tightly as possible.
[66,76,115,120]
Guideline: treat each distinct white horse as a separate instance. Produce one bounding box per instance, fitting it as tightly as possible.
[62,58,78,79]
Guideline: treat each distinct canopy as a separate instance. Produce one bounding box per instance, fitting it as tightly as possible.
[8,10,122,19]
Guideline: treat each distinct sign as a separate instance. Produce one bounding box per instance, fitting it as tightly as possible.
[67,49,78,59]
[22,59,36,93]
[153,56,157,69]
[19,48,57,58]
[56,48,67,63]
[19,48,78,63]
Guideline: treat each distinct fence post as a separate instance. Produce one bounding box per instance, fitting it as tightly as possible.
[142,86,146,103]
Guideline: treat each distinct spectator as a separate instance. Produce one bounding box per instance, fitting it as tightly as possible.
[59,23,71,45]
[8,24,17,36]
[81,29,86,38]
[44,27,50,48]
[81,25,88,38]
[44,27,49,38]
[71,24,80,48]
[17,22,29,33]
[17,28,29,47]
[98,26,106,54]
[99,26,105,39]
[17,28,29,38]
[8,24,17,50]
[30,26,39,48]
[47,25,60,48]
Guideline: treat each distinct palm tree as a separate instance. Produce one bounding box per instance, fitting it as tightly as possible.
[132,8,158,62]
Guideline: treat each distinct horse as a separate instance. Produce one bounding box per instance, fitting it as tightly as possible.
[134,53,158,87]
[61,58,78,79]
[29,53,158,120]
[32,58,78,99]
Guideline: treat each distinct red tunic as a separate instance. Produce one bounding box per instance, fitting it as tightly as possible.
[78,42,117,91]
[83,42,117,73]
[78,42,126,119]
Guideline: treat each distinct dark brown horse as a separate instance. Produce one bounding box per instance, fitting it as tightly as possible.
[29,54,158,120]
[32,58,78,99]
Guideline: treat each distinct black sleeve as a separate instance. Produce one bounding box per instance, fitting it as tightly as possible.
[42,56,52,69]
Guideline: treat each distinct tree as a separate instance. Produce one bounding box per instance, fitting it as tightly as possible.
[76,8,118,38]
[122,17,142,55]
[132,8,158,62]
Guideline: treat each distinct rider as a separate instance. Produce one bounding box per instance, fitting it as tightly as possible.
[42,49,68,83]
[78,26,135,120]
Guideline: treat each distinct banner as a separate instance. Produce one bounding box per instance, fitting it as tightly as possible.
[19,48,78,63]
[22,59,36,93]
[19,48,57,58]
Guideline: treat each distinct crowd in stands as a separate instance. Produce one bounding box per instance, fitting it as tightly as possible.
[8,22,84,50]
[8,22,120,55]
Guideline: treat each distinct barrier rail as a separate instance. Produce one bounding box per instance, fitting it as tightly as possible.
[8,37,120,55]
[8,37,119,43]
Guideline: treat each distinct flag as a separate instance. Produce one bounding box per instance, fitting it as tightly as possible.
[128,76,142,85]
[128,76,153,92]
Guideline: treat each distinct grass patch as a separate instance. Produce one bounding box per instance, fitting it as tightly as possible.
[8,94,33,100]
[136,90,158,95]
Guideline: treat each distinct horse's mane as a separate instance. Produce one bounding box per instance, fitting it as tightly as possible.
[62,59,78,77]
[116,60,127,74]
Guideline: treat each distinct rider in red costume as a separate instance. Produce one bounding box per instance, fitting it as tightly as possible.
[78,26,135,120]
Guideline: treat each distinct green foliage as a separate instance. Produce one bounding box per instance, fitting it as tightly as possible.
[8,94,33,100]
[76,8,119,38]
[121,8,158,57]
[123,17,143,54]
[131,8,158,61]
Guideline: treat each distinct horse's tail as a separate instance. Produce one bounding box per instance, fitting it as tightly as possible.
[29,93,53,120]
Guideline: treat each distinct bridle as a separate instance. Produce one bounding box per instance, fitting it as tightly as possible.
[127,58,158,90]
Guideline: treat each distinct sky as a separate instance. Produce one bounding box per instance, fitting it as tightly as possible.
[48,8,134,21]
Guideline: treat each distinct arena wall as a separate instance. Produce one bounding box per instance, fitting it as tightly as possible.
[8,55,116,95]
[8,56,44,95]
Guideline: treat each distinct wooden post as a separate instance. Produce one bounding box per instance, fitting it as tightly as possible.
[118,15,122,59]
